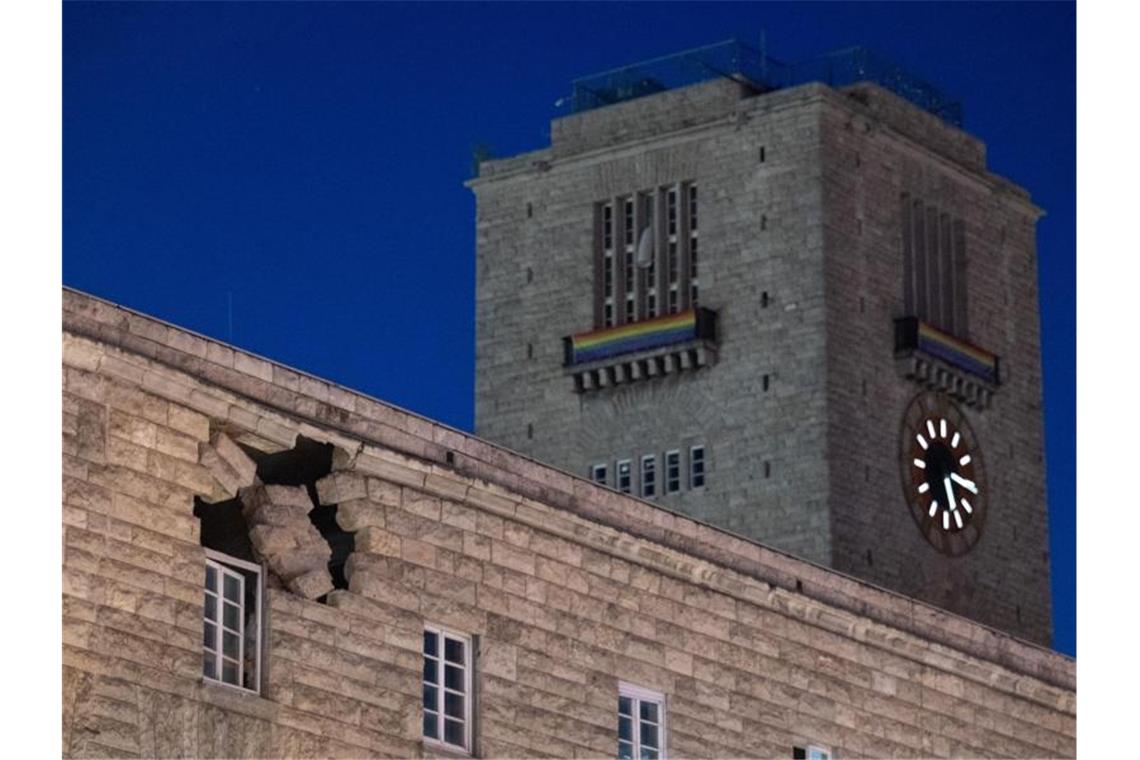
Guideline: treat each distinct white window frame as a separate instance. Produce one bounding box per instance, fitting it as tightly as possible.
[664,450,681,494]
[807,746,831,760]
[689,445,706,490]
[202,548,262,694]
[640,455,656,498]
[619,681,666,760]
[592,463,608,486]
[423,624,473,754]
[616,459,632,494]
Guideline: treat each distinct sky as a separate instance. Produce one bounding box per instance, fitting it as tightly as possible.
[62,2,1075,656]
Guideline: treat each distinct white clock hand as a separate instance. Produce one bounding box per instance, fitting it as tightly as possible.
[950,472,978,494]
[943,476,956,512]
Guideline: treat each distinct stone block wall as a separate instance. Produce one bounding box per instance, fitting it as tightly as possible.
[471,77,1054,646]
[816,86,1052,645]
[63,290,1073,757]
[471,82,838,565]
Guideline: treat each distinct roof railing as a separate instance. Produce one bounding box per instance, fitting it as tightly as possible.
[567,40,962,127]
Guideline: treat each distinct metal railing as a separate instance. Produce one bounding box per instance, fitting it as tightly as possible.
[568,40,962,127]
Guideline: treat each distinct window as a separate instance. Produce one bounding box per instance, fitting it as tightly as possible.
[619,683,665,760]
[641,455,656,498]
[793,746,830,760]
[666,186,680,314]
[592,463,608,486]
[901,193,967,337]
[688,184,699,307]
[617,459,632,494]
[423,625,472,753]
[689,446,705,489]
[644,193,658,319]
[596,182,699,329]
[624,198,636,321]
[664,450,681,494]
[202,550,262,693]
[603,202,616,327]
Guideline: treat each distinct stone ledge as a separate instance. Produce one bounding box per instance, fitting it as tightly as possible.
[567,339,717,393]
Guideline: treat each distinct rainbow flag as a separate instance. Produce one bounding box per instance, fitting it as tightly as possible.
[566,310,700,365]
[915,321,999,383]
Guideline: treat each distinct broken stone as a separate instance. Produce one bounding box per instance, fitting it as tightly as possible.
[287,567,334,600]
[249,524,299,557]
[242,498,309,528]
[198,431,258,498]
[269,548,331,581]
[314,471,368,506]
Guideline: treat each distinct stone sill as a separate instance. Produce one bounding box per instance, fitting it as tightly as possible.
[566,339,717,392]
[895,353,996,410]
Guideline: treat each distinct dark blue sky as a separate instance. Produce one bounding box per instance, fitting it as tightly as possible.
[63,2,1075,655]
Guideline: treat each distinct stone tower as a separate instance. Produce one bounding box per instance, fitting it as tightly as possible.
[468,43,1051,646]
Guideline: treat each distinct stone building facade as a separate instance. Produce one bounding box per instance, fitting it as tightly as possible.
[469,56,1052,646]
[62,289,1074,758]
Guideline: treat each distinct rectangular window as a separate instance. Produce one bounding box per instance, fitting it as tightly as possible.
[792,746,830,760]
[598,183,697,326]
[423,626,472,753]
[644,193,657,319]
[688,185,699,307]
[617,460,632,494]
[603,201,616,328]
[665,450,681,494]
[592,463,608,487]
[618,683,665,760]
[689,446,705,489]
[641,455,656,498]
[603,203,613,249]
[666,186,680,314]
[203,550,262,693]
[902,193,966,338]
[624,197,636,323]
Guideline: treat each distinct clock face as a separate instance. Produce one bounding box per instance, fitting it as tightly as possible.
[899,393,987,557]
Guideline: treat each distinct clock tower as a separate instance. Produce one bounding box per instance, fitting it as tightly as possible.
[468,42,1052,646]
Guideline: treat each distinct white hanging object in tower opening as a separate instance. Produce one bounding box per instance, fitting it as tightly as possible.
[636,224,655,268]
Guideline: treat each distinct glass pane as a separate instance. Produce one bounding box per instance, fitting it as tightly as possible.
[423,711,439,739]
[444,664,464,691]
[640,701,658,723]
[222,660,238,685]
[422,684,438,711]
[423,630,438,657]
[202,652,216,679]
[204,592,217,621]
[619,715,632,741]
[423,658,438,685]
[619,696,632,716]
[223,574,240,602]
[640,749,658,760]
[205,565,217,591]
[443,718,464,747]
[444,691,464,719]
[618,740,633,760]
[203,621,216,650]
[223,631,240,659]
[444,637,464,664]
[223,602,240,631]
[640,722,659,749]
